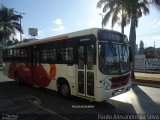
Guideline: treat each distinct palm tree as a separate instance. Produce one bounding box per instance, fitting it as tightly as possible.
[149,0,160,10]
[119,0,160,78]
[0,5,23,46]
[128,0,150,78]
[97,0,150,78]
[97,0,130,33]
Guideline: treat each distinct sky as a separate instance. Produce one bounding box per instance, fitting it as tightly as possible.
[1,0,160,48]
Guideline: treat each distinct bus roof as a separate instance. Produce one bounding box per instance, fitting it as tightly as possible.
[6,28,124,49]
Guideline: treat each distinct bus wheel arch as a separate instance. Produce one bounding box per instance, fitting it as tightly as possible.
[57,77,71,97]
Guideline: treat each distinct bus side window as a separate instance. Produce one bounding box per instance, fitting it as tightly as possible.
[68,47,73,61]
[42,50,48,61]
[64,47,73,61]
[50,49,56,61]
[16,49,20,59]
[57,49,63,62]
[20,48,29,61]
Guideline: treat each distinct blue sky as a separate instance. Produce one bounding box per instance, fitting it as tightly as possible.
[1,0,160,48]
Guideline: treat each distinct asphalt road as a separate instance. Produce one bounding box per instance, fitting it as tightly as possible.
[0,71,160,120]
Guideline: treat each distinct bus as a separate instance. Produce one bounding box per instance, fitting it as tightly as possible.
[3,28,131,102]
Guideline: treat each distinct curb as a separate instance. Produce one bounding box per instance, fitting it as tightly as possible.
[135,77,160,81]
[135,70,160,74]
[132,79,160,88]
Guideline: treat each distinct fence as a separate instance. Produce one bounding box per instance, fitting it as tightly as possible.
[135,55,160,71]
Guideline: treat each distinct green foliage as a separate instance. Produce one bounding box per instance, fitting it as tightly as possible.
[149,0,160,10]
[139,40,144,51]
[0,5,23,46]
[97,0,150,32]
[97,0,160,78]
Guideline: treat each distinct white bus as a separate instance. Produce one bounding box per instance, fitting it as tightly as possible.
[3,28,131,102]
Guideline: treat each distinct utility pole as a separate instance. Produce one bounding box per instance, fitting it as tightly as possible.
[15,11,25,41]
[99,13,104,29]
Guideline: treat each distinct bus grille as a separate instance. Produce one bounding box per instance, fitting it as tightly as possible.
[111,73,130,89]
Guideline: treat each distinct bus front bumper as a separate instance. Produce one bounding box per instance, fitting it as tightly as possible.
[96,82,131,102]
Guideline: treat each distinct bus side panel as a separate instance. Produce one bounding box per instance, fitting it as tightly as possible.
[7,63,33,84]
[8,63,15,79]
[31,64,56,87]
[21,63,33,84]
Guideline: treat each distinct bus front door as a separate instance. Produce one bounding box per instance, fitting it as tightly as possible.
[77,44,95,98]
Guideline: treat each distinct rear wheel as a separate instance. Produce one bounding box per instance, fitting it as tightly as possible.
[60,83,71,97]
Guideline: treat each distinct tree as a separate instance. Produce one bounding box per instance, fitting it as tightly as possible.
[123,0,149,78]
[0,5,23,46]
[97,0,130,33]
[145,47,156,58]
[97,0,150,78]
[149,0,160,10]
[139,40,144,51]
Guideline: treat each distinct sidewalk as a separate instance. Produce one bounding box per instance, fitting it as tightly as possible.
[134,72,160,88]
[0,71,12,82]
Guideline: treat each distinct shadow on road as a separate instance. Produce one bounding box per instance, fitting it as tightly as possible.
[132,85,160,114]
[0,81,137,120]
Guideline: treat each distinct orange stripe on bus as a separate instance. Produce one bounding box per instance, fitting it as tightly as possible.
[49,64,56,80]
[15,35,68,48]
[32,36,68,45]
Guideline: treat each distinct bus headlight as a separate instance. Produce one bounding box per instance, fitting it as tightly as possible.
[103,81,111,90]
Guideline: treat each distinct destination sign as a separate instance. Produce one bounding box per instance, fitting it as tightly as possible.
[98,30,127,43]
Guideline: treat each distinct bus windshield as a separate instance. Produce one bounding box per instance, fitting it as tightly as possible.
[99,41,130,75]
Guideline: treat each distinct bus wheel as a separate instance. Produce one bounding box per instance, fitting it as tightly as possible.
[60,83,70,97]
[14,73,21,84]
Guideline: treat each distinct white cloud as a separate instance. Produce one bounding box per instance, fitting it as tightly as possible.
[149,19,160,28]
[52,19,65,32]
[38,30,44,36]
[54,19,63,25]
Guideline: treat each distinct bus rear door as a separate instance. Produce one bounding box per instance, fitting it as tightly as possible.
[32,45,52,87]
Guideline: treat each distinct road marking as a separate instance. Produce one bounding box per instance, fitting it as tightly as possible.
[28,95,69,120]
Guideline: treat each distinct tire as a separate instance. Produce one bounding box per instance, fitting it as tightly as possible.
[60,83,71,97]
[14,73,21,84]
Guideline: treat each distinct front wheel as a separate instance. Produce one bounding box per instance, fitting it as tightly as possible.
[60,83,71,97]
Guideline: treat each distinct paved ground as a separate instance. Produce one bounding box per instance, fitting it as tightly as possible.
[0,70,12,82]
[0,71,160,120]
